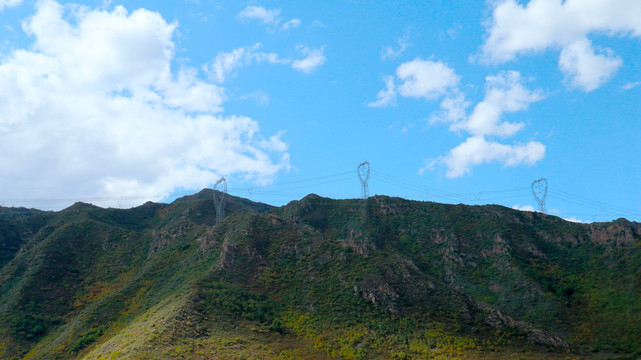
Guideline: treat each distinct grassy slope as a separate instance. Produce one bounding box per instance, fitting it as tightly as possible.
[0,192,639,359]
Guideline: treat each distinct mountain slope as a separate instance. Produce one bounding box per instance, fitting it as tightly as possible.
[0,191,639,359]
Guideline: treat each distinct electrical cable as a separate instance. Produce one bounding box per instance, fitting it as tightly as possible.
[1,167,638,221]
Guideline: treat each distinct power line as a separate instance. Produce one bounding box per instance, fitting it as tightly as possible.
[549,189,641,217]
[234,171,354,191]
[0,194,166,205]
[0,168,638,221]
[371,169,531,203]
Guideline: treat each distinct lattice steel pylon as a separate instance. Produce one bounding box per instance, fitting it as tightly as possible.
[213,177,227,225]
[357,161,370,199]
[531,177,548,214]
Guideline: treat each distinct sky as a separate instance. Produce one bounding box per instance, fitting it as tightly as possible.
[0,0,639,223]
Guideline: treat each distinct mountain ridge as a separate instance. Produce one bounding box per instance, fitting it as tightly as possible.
[0,190,639,359]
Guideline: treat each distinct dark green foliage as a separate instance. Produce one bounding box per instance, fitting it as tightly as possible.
[0,206,48,221]
[11,313,49,341]
[70,326,105,352]
[0,218,22,268]
[194,280,277,324]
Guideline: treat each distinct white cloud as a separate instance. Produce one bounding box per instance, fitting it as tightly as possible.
[291,45,326,73]
[367,75,396,108]
[446,23,462,39]
[443,136,545,178]
[237,5,300,32]
[24,0,176,92]
[452,71,543,137]
[0,0,22,11]
[418,158,437,175]
[237,6,281,26]
[162,68,226,113]
[481,0,641,89]
[240,90,270,106]
[0,0,289,209]
[205,43,325,81]
[513,204,536,212]
[205,43,287,83]
[381,34,409,60]
[558,38,622,92]
[622,81,641,90]
[281,18,301,31]
[396,58,460,100]
[430,90,469,124]
[369,58,460,107]
[482,0,641,63]
[564,217,588,223]
[430,71,543,137]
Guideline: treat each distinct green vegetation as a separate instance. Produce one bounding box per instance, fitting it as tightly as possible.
[0,189,639,359]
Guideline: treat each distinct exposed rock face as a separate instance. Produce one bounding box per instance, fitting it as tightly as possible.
[479,302,569,348]
[588,220,640,247]
[354,275,400,313]
[216,235,236,269]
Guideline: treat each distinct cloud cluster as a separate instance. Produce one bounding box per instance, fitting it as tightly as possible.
[205,43,326,82]
[481,0,641,91]
[237,5,301,32]
[437,71,546,177]
[371,60,544,177]
[448,71,543,137]
[0,0,290,208]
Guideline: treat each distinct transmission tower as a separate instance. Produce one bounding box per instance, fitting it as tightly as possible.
[531,177,548,214]
[213,177,227,224]
[357,161,370,199]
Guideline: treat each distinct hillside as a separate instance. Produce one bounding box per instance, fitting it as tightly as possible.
[0,190,640,359]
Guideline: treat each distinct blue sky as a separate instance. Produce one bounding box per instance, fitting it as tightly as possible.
[0,0,639,222]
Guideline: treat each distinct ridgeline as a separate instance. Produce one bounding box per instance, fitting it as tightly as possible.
[0,190,640,359]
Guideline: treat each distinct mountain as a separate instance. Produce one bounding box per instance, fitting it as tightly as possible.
[0,190,640,359]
